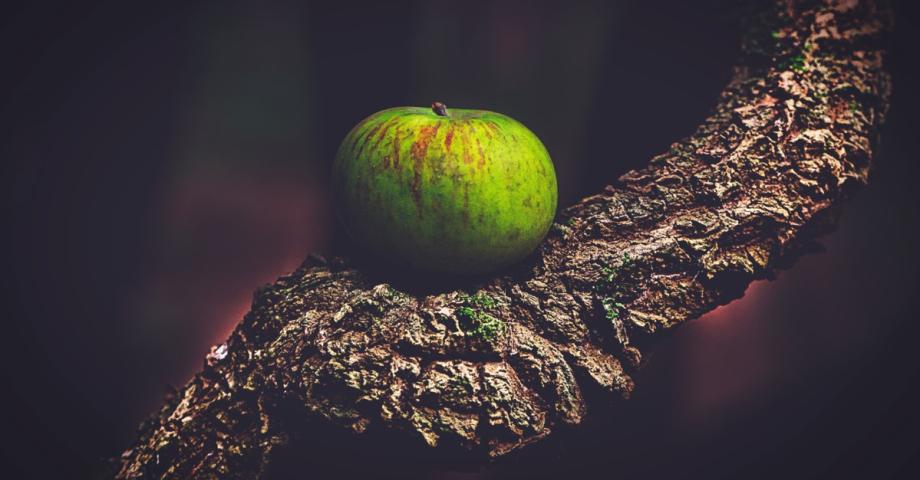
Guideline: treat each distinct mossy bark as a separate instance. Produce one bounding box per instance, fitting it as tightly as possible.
[113,1,891,478]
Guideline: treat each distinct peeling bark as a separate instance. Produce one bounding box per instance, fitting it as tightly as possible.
[114,1,891,477]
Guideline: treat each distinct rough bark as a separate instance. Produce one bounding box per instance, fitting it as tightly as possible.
[114,1,891,478]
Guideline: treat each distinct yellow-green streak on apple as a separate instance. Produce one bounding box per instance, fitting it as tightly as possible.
[332,102,557,275]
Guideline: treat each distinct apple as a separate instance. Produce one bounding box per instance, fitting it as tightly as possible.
[331,102,557,275]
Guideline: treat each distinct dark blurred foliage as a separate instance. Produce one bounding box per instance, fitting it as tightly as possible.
[1,1,919,478]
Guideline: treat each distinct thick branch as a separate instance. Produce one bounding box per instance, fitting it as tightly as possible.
[115,1,891,478]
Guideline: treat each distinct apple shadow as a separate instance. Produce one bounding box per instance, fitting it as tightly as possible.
[335,234,541,297]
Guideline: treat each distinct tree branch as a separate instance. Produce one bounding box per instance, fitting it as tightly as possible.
[114,0,891,477]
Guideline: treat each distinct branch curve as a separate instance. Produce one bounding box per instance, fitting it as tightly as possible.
[115,1,891,477]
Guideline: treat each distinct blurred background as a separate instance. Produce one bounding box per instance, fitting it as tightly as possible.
[1,0,919,478]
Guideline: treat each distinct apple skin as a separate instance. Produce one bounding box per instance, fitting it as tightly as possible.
[331,104,557,275]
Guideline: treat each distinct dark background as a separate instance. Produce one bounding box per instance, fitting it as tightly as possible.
[1,1,919,478]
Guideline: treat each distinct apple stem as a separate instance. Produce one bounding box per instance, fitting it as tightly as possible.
[431,102,449,117]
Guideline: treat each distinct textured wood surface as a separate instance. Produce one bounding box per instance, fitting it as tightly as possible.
[115,1,891,477]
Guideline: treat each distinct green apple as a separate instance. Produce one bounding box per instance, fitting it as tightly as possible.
[331,102,557,275]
